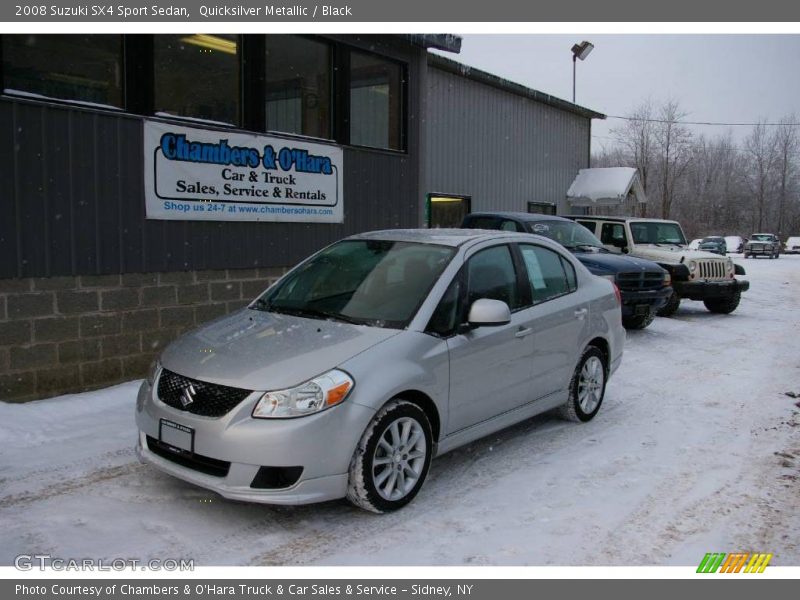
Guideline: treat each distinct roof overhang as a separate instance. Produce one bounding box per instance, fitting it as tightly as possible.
[566,167,646,206]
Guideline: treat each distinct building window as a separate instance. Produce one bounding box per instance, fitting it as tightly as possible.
[265,36,331,139]
[527,202,557,216]
[349,51,404,150]
[2,35,123,107]
[153,34,240,126]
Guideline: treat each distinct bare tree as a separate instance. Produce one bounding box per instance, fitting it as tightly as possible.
[653,100,693,219]
[744,121,778,232]
[773,115,799,236]
[611,100,655,217]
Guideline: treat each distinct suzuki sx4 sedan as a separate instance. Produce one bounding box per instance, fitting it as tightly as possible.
[136,230,624,512]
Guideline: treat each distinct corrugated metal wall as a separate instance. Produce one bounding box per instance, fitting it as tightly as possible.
[425,65,591,214]
[0,62,421,279]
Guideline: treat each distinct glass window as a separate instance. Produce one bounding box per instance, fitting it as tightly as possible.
[577,220,597,235]
[154,34,240,125]
[527,202,557,215]
[427,275,463,337]
[350,51,404,150]
[601,223,627,246]
[2,35,123,107]
[466,246,520,310]
[519,245,571,304]
[265,36,331,139]
[256,240,454,329]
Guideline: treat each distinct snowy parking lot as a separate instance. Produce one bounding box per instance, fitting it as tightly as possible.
[1,255,799,567]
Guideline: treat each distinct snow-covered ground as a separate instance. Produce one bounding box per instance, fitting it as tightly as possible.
[2,256,799,567]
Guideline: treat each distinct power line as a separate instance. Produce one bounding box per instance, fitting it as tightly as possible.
[606,115,800,127]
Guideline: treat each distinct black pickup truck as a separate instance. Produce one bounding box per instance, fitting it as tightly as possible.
[461,212,673,330]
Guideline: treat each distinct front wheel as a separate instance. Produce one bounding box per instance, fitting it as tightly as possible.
[656,291,681,317]
[347,400,433,513]
[703,289,741,314]
[622,311,656,330]
[558,346,607,423]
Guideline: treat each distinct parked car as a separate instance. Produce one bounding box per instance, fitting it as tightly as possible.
[785,236,800,254]
[688,238,703,250]
[698,236,728,256]
[744,233,781,259]
[461,212,671,330]
[566,216,750,316]
[136,229,624,512]
[724,235,746,254]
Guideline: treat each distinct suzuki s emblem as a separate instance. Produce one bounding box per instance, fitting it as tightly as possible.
[180,384,197,407]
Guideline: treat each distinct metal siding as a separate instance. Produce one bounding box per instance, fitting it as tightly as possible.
[0,97,420,278]
[425,67,590,215]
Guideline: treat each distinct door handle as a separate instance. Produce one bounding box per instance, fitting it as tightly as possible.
[515,327,533,338]
[574,308,588,320]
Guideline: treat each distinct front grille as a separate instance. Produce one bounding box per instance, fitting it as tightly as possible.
[616,271,664,292]
[146,436,231,477]
[157,369,251,417]
[697,260,727,280]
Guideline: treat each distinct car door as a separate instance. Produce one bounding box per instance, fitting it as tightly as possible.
[516,243,587,399]
[445,243,536,433]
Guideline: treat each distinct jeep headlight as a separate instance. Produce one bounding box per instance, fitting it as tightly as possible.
[726,257,734,272]
[252,369,354,419]
[687,260,697,273]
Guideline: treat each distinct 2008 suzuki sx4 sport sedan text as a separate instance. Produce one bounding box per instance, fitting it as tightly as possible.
[136,229,624,513]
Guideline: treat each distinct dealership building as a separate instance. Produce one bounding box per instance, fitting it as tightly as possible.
[0,34,604,401]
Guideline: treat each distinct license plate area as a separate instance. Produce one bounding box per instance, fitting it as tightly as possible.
[159,419,194,454]
[634,304,650,315]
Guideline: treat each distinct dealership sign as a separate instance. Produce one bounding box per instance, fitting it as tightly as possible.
[143,120,343,222]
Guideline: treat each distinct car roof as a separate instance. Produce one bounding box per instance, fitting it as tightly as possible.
[563,215,682,225]
[467,211,570,223]
[347,228,528,247]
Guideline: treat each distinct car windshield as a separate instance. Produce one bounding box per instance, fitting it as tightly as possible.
[526,220,604,250]
[253,240,455,329]
[751,234,772,241]
[630,221,687,245]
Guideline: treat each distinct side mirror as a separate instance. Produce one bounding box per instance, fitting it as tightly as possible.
[467,299,511,327]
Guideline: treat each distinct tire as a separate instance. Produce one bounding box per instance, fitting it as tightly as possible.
[656,291,681,317]
[703,289,741,314]
[347,399,433,513]
[622,311,656,330]
[558,346,607,423]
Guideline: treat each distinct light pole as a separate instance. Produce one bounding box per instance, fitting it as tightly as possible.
[571,41,594,103]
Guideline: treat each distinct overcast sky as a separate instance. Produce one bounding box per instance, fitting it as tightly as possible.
[433,34,800,153]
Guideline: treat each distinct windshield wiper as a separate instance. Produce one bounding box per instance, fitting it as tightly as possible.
[574,243,606,252]
[268,305,366,325]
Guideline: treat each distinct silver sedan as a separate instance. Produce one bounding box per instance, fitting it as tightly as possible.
[135,229,624,512]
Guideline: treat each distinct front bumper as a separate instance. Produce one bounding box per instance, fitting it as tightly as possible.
[135,378,376,505]
[745,246,775,255]
[673,278,750,300]
[620,285,673,317]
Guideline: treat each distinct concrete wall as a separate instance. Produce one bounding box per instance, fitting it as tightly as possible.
[0,267,285,401]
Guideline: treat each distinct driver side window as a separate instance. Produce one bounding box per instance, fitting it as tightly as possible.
[601,223,627,248]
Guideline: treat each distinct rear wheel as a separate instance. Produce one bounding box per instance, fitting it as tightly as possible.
[703,289,741,314]
[656,291,681,317]
[622,311,656,330]
[347,400,433,513]
[558,346,607,423]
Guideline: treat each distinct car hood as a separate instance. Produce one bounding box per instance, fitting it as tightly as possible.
[574,251,664,274]
[631,245,727,263]
[159,309,400,391]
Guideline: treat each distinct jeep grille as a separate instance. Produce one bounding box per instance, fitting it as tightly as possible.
[696,260,727,280]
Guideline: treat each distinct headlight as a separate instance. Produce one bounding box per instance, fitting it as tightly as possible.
[663,272,671,286]
[252,369,354,419]
[726,258,734,272]
[145,359,161,387]
[599,274,616,282]
[688,260,697,273]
